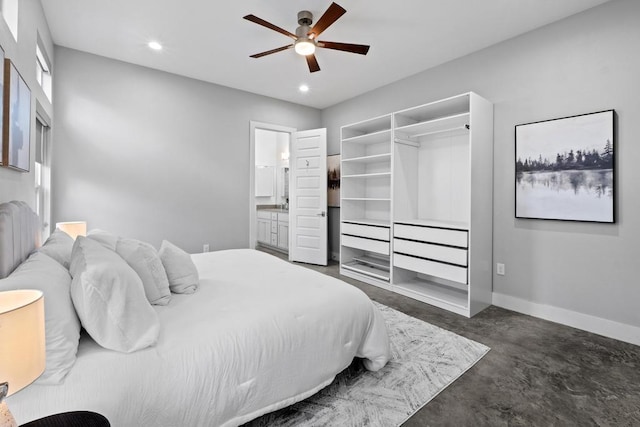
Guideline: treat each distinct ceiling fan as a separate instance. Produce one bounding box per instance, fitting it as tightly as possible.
[243,2,370,73]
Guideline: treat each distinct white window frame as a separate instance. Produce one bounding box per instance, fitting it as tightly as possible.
[36,40,52,101]
[35,116,52,239]
[0,0,18,41]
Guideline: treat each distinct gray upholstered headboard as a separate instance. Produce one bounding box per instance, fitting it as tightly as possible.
[0,201,41,279]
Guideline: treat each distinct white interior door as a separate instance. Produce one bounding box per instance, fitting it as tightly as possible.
[289,128,327,265]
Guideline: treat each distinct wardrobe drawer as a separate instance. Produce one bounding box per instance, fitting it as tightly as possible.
[394,239,467,267]
[394,224,468,248]
[394,253,467,284]
[271,213,278,221]
[270,233,278,246]
[270,221,278,233]
[342,223,390,241]
[341,234,390,256]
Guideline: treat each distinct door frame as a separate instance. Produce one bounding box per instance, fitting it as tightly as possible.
[249,121,296,250]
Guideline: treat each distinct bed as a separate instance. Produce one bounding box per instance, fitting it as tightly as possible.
[0,201,390,426]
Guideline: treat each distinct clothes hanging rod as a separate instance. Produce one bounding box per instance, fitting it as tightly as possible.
[410,124,470,139]
[394,124,470,147]
[394,138,420,147]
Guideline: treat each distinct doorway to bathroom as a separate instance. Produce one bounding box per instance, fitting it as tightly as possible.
[249,121,328,266]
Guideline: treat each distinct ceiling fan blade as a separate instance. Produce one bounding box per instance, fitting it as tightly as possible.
[318,41,370,55]
[243,14,297,40]
[306,54,321,73]
[250,45,294,58]
[307,2,346,39]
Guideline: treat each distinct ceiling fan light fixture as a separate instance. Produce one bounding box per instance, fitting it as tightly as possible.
[294,39,316,56]
[244,3,369,73]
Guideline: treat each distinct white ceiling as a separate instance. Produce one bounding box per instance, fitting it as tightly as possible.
[41,0,611,109]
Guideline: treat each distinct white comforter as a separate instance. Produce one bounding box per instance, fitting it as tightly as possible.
[9,249,390,426]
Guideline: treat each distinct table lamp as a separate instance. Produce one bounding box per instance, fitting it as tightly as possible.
[55,221,87,240]
[0,290,46,427]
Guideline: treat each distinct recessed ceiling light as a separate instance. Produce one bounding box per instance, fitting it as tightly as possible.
[299,84,309,93]
[148,41,163,51]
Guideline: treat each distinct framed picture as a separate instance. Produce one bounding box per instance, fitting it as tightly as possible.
[327,154,341,208]
[515,110,614,223]
[2,59,32,172]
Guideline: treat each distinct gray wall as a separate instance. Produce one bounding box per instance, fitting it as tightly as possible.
[52,47,321,253]
[0,0,53,207]
[37,0,640,333]
[322,0,640,328]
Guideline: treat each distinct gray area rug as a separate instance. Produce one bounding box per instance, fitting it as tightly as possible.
[247,302,490,427]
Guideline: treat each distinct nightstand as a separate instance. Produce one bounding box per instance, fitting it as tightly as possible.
[20,411,109,427]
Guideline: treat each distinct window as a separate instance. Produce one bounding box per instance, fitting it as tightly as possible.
[35,118,51,239]
[0,0,18,41]
[36,40,52,101]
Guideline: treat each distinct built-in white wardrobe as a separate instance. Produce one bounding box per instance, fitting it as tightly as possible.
[340,92,493,317]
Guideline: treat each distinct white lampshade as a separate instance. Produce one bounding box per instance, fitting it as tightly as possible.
[0,290,45,397]
[56,221,87,240]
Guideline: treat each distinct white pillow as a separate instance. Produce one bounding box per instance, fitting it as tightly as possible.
[158,240,199,294]
[86,229,119,251]
[116,238,171,306]
[38,228,74,268]
[69,236,160,353]
[0,251,81,384]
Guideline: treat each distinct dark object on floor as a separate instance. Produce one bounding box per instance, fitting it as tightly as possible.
[21,411,110,427]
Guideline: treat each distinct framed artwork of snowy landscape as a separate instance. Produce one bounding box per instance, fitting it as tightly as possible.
[515,110,614,223]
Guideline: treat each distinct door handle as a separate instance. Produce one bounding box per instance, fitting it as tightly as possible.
[317,211,326,217]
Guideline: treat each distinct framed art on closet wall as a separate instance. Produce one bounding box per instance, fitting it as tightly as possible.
[2,58,32,172]
[327,154,341,207]
[515,109,614,223]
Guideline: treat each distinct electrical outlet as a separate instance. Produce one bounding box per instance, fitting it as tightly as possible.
[203,244,210,253]
[496,263,505,276]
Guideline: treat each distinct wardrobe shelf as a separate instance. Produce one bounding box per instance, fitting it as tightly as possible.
[342,261,390,281]
[342,153,391,164]
[341,114,392,141]
[393,278,469,315]
[342,218,390,227]
[394,93,470,127]
[342,197,391,201]
[342,172,391,179]
[394,218,469,231]
[342,129,392,145]
[351,255,390,271]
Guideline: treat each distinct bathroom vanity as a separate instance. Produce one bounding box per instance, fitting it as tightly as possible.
[256,207,289,253]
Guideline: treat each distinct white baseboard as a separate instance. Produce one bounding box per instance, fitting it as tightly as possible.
[492,292,640,347]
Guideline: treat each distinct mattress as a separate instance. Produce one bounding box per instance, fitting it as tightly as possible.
[8,249,390,426]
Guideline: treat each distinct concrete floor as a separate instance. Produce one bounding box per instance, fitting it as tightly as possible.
[258,248,640,426]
